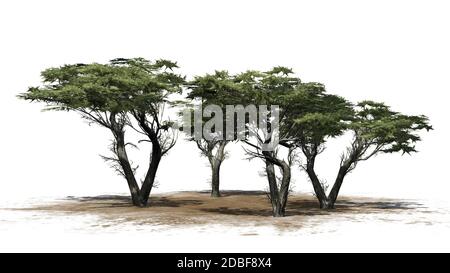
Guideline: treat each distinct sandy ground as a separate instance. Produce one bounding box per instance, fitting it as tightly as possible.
[2,191,450,251]
[8,191,428,232]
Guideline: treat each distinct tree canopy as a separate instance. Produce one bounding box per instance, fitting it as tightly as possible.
[19,58,185,206]
[20,58,183,120]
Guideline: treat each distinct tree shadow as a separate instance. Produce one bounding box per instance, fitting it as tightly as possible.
[285,199,426,216]
[200,207,331,217]
[200,199,425,218]
[196,190,268,197]
[201,207,273,217]
[65,195,204,208]
[335,200,425,210]
[63,193,425,218]
[150,197,204,207]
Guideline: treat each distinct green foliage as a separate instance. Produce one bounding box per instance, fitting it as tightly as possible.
[282,82,354,147]
[351,101,433,155]
[20,60,432,171]
[187,70,243,106]
[19,58,185,115]
[234,67,301,106]
[277,81,431,161]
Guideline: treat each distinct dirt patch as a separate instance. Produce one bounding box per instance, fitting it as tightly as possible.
[11,191,425,232]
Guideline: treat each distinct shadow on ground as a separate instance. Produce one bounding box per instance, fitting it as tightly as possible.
[66,195,204,208]
[11,191,427,231]
[63,191,425,216]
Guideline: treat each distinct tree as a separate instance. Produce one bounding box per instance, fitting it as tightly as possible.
[282,83,354,208]
[18,58,185,207]
[184,71,242,197]
[291,96,432,209]
[235,67,302,217]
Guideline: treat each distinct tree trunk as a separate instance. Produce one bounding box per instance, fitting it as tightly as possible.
[326,166,348,209]
[140,142,162,206]
[209,141,226,197]
[264,160,291,217]
[273,203,285,217]
[265,161,280,216]
[115,133,144,207]
[305,161,330,209]
[278,162,291,216]
[210,160,221,197]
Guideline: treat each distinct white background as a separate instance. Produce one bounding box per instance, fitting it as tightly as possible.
[0,0,449,252]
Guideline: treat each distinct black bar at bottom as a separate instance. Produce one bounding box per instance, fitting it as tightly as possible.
[0,253,446,272]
